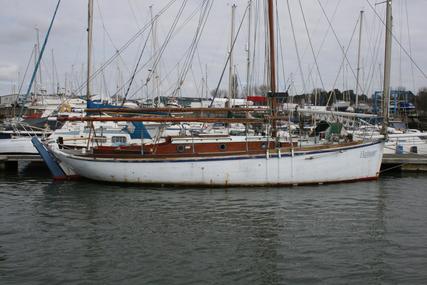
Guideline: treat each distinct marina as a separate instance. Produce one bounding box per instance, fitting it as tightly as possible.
[1,0,427,283]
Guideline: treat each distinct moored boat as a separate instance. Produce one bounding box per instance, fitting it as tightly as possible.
[37,0,389,187]
[49,135,384,186]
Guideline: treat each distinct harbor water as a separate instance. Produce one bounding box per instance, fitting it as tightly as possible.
[1,164,427,284]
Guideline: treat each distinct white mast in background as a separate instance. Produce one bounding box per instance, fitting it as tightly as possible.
[87,0,94,100]
[382,0,392,135]
[355,10,364,109]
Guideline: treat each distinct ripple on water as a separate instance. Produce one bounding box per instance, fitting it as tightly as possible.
[1,173,427,284]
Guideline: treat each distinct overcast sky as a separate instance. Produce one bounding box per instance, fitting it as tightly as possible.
[0,0,426,98]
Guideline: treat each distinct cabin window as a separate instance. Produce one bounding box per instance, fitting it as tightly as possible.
[218,144,227,151]
[111,136,127,146]
[94,136,107,143]
[410,146,418,154]
[261,142,267,149]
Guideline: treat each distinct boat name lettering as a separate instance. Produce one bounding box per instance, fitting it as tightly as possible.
[360,150,377,158]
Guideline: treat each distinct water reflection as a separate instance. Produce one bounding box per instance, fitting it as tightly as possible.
[1,170,427,284]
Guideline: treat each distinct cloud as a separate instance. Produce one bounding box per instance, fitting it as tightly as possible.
[0,64,19,81]
[0,0,426,95]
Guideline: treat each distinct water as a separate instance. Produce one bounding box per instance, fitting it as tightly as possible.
[1,164,427,284]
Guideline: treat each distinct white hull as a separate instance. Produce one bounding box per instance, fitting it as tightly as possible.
[384,139,427,155]
[0,137,38,155]
[353,130,427,155]
[51,141,384,186]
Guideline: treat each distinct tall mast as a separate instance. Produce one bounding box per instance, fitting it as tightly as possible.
[51,49,56,95]
[149,6,155,106]
[149,6,160,107]
[18,0,61,117]
[64,72,68,96]
[382,0,392,135]
[246,0,252,98]
[267,0,277,136]
[355,10,364,109]
[87,0,94,101]
[228,4,237,107]
[267,0,276,94]
[35,27,43,89]
[205,64,209,99]
[33,44,38,97]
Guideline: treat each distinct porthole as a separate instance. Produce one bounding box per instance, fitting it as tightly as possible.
[177,145,185,153]
[218,144,227,151]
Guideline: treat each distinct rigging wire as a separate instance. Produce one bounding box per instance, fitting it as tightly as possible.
[316,0,363,94]
[275,0,287,91]
[326,17,360,106]
[101,67,110,98]
[275,0,280,89]
[17,48,36,96]
[103,0,201,101]
[363,5,384,96]
[190,66,201,96]
[73,0,179,96]
[235,66,243,96]
[404,0,416,91]
[304,0,342,92]
[210,2,251,106]
[96,0,134,85]
[298,0,326,91]
[365,0,427,80]
[297,0,331,61]
[249,0,260,95]
[127,0,142,29]
[120,24,153,106]
[171,0,213,97]
[196,48,204,78]
[53,51,60,94]
[286,0,307,94]
[18,0,62,117]
[125,0,208,99]
[263,1,269,85]
[398,0,403,88]
[146,0,189,90]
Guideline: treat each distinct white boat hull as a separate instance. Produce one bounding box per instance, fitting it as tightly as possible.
[0,137,39,155]
[384,139,427,155]
[51,141,384,186]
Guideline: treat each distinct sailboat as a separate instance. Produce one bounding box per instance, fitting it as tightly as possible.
[0,1,63,156]
[43,0,386,186]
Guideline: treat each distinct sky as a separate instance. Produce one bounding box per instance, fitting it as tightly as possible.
[0,0,426,99]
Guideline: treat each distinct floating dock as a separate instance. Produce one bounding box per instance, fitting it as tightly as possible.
[0,154,43,169]
[382,154,427,171]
